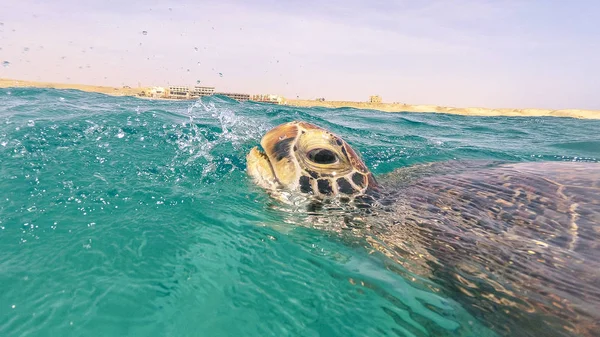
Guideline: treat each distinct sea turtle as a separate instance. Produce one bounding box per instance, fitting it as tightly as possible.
[246,121,600,337]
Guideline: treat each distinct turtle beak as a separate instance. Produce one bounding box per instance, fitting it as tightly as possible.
[247,122,301,190]
[257,122,301,187]
[247,146,280,190]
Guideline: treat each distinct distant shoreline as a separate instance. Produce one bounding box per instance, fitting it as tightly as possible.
[285,100,600,119]
[1,78,599,119]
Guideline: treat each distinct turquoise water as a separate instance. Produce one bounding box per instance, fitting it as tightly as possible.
[1,88,599,337]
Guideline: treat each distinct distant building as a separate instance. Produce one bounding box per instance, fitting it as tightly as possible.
[251,94,283,104]
[191,86,215,98]
[215,92,250,101]
[149,86,166,98]
[369,95,382,103]
[168,86,190,99]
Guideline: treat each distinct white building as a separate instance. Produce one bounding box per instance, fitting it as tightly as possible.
[149,86,165,98]
[168,86,190,99]
[251,94,283,104]
[191,86,215,98]
[215,92,251,101]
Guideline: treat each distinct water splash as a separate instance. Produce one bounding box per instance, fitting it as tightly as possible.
[171,97,270,179]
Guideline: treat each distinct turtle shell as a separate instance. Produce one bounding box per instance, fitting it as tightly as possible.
[368,161,600,337]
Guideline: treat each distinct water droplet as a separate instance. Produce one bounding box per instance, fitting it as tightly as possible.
[169,7,172,11]
[142,30,148,35]
[187,69,190,72]
[194,47,198,52]
[23,47,29,52]
[219,72,223,77]
[2,61,9,67]
[197,62,201,66]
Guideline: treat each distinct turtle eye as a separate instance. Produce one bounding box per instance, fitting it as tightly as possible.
[307,148,338,164]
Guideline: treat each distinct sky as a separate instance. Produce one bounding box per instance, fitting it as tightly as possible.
[0,0,599,109]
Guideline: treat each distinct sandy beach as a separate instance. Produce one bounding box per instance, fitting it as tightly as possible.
[285,100,600,119]
[0,78,145,97]
[2,78,598,119]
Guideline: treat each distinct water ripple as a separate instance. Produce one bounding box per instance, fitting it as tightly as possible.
[1,89,599,337]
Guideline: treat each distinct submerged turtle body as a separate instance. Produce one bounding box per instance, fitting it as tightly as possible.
[247,121,600,336]
[372,161,600,336]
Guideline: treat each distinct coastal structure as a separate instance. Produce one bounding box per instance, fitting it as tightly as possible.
[139,83,263,102]
[161,84,251,102]
[369,95,382,103]
[168,86,190,99]
[191,86,215,98]
[149,86,166,98]
[215,92,250,101]
[251,94,283,104]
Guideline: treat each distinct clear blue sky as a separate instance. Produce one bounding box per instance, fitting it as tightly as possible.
[1,0,599,109]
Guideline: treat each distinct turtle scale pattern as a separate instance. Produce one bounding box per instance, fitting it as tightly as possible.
[366,161,600,337]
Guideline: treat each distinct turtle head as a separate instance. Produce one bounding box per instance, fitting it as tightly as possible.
[247,121,378,204]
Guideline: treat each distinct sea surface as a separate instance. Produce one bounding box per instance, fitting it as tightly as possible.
[1,88,599,337]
